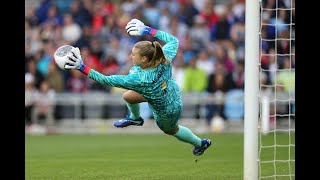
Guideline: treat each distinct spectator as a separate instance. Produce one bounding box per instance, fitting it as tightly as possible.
[183,58,208,93]
[205,71,230,124]
[167,15,189,44]
[69,0,92,28]
[36,40,55,77]
[46,62,64,92]
[32,81,56,126]
[35,0,52,25]
[74,25,92,49]
[55,0,73,14]
[275,57,295,94]
[214,44,234,74]
[101,55,120,76]
[210,5,231,42]
[159,7,171,33]
[142,0,161,28]
[181,34,197,65]
[195,50,214,76]
[231,60,245,90]
[41,5,63,27]
[25,6,40,27]
[205,60,233,124]
[26,57,45,89]
[25,73,37,126]
[275,57,295,120]
[172,50,186,89]
[189,15,210,50]
[178,0,199,27]
[62,13,82,45]
[121,0,140,15]
[199,0,219,29]
[100,15,121,41]
[230,0,245,23]
[66,70,89,93]
[103,36,129,67]
[267,48,278,84]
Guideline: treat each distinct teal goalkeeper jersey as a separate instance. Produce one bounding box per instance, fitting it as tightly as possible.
[87,30,182,121]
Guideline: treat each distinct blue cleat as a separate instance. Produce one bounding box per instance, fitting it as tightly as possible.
[193,138,212,156]
[114,115,144,128]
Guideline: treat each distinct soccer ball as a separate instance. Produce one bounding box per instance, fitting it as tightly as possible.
[54,45,74,70]
[210,115,225,134]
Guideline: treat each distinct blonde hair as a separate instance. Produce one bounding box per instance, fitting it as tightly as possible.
[134,41,169,68]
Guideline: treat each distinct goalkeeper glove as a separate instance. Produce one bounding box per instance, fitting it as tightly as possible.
[65,47,91,75]
[125,19,157,36]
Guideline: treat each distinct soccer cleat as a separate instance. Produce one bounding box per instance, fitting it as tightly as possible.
[193,138,212,156]
[114,115,144,128]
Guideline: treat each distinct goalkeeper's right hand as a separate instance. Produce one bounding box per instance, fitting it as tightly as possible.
[65,47,91,75]
[65,47,83,70]
[125,19,156,36]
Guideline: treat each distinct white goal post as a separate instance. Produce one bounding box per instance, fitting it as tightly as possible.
[244,0,295,179]
[244,0,260,179]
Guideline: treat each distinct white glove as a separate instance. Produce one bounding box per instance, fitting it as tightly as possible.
[65,47,84,70]
[125,19,152,36]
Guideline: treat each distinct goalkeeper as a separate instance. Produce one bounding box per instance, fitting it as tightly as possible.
[64,19,212,156]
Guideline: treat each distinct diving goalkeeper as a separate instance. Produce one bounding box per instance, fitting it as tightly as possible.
[64,19,212,156]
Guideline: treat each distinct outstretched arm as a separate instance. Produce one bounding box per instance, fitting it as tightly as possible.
[65,47,142,90]
[126,19,179,62]
[88,69,142,90]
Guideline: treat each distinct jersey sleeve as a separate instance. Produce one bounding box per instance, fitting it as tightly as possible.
[153,30,179,63]
[129,66,140,74]
[87,69,142,90]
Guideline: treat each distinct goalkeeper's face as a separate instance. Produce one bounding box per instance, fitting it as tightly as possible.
[130,47,147,67]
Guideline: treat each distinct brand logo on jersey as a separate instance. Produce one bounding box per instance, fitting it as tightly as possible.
[152,67,165,84]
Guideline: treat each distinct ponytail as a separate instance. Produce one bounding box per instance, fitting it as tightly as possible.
[134,41,169,68]
[150,41,169,67]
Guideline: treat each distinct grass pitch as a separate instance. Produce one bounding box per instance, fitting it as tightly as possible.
[26,132,294,180]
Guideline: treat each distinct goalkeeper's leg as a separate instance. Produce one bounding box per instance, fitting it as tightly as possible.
[156,109,212,156]
[168,125,212,156]
[123,90,146,119]
[114,90,146,128]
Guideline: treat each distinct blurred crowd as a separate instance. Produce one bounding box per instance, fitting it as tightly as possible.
[25,0,295,125]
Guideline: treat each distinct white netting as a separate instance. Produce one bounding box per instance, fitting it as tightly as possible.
[258,0,295,179]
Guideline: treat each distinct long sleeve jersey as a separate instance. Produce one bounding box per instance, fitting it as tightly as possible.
[86,30,182,118]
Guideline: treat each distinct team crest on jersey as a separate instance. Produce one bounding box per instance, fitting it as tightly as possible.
[129,69,136,74]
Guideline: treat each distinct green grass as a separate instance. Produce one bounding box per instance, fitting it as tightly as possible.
[26,132,294,180]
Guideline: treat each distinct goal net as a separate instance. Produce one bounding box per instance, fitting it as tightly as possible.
[258,0,295,179]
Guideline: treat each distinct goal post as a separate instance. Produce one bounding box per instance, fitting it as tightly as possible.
[245,0,295,179]
[244,0,260,179]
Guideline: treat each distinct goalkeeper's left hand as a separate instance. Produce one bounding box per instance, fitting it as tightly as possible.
[65,47,84,70]
[125,19,155,36]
